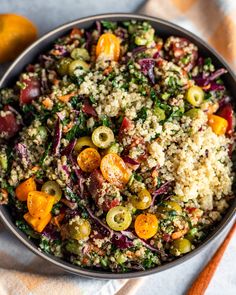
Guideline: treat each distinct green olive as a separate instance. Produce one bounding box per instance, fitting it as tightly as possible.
[104,142,120,154]
[186,86,204,107]
[71,48,90,61]
[130,188,152,210]
[171,238,192,255]
[69,59,90,76]
[106,206,132,231]
[92,126,115,149]
[153,107,166,121]
[68,217,91,241]
[38,126,48,141]
[41,181,62,203]
[57,57,72,76]
[74,136,97,153]
[157,201,182,214]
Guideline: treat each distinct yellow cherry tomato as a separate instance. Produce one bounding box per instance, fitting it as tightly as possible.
[130,188,152,210]
[100,153,131,188]
[208,114,228,135]
[96,33,120,61]
[15,177,37,201]
[134,213,158,239]
[27,191,55,219]
[77,147,101,172]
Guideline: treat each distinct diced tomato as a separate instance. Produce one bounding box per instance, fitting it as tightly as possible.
[163,233,171,242]
[20,77,41,104]
[82,101,97,117]
[186,207,196,214]
[0,106,20,138]
[102,198,120,212]
[217,104,234,136]
[119,117,133,140]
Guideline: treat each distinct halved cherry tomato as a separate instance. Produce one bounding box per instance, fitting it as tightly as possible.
[15,177,37,201]
[20,77,41,104]
[27,191,55,219]
[100,153,131,188]
[77,148,101,172]
[217,104,234,136]
[96,33,120,61]
[24,212,52,233]
[208,114,228,135]
[0,105,20,139]
[134,213,158,239]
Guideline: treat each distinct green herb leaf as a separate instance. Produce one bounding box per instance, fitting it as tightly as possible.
[101,21,118,31]
[137,107,147,121]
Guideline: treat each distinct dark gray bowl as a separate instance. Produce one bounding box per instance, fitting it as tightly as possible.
[0,13,235,279]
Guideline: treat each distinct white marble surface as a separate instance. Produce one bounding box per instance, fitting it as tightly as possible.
[0,1,236,294]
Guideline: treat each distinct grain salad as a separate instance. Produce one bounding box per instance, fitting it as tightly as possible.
[0,20,235,272]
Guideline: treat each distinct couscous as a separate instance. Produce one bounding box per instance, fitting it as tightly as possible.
[0,20,235,272]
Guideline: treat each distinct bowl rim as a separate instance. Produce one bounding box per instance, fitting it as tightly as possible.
[0,12,235,279]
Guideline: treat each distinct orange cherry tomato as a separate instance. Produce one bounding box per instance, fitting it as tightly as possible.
[24,212,52,233]
[27,191,55,219]
[134,213,159,239]
[77,148,101,172]
[100,153,131,188]
[15,177,37,201]
[0,14,37,63]
[208,114,228,135]
[96,33,120,61]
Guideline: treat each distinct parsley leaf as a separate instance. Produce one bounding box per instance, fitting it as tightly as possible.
[137,107,147,121]
[101,21,118,31]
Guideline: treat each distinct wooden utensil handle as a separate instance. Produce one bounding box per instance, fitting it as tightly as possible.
[186,221,236,295]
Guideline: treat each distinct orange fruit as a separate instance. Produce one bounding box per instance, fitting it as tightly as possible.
[0,14,37,63]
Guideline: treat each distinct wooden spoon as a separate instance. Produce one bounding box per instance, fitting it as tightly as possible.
[187,221,236,295]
